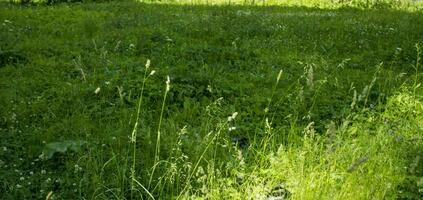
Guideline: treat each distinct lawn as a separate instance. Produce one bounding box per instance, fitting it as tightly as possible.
[0,1,422,199]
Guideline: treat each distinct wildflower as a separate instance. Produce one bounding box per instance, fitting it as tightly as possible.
[228,127,236,131]
[94,87,100,94]
[149,70,156,76]
[20,177,25,181]
[74,164,82,172]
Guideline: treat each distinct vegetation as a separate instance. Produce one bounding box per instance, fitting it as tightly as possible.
[0,0,422,199]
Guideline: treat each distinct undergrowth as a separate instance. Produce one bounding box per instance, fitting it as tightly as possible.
[0,1,422,199]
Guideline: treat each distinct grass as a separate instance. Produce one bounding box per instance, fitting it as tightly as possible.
[0,0,422,199]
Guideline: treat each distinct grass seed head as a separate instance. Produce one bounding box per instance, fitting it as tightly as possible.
[277,69,283,82]
[166,76,170,91]
[145,59,151,69]
[94,87,100,94]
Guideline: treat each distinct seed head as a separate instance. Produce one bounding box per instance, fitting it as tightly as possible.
[94,87,100,94]
[145,59,151,69]
[228,112,238,122]
[166,76,170,91]
[277,69,283,82]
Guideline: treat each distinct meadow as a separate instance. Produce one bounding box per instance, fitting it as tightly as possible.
[0,0,422,199]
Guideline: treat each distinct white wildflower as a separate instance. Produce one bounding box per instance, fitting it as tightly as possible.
[149,70,156,76]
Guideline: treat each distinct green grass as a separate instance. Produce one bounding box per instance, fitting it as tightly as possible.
[0,1,422,199]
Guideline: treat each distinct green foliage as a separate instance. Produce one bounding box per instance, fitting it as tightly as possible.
[0,1,422,199]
